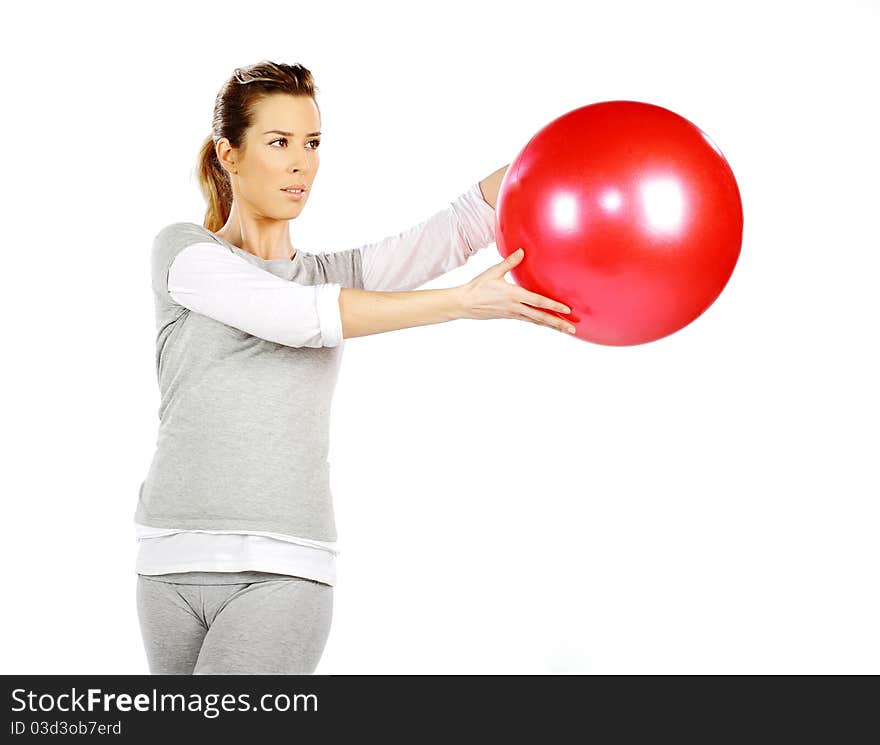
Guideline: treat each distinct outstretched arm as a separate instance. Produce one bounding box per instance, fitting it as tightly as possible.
[353,172,504,293]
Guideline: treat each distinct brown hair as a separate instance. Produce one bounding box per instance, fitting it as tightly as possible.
[196,60,321,232]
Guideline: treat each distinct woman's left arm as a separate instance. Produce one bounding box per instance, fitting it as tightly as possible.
[345,167,507,292]
[478,164,510,209]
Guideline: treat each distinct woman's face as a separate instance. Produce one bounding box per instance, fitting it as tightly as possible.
[226,93,322,219]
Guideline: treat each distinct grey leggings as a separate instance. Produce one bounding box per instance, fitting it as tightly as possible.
[136,570,333,674]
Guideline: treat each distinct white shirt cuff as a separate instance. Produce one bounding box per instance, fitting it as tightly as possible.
[315,283,343,347]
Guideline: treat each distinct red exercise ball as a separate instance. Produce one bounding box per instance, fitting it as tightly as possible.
[496,101,743,346]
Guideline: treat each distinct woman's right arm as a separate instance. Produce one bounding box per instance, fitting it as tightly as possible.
[338,286,462,339]
[339,247,575,339]
[162,233,574,348]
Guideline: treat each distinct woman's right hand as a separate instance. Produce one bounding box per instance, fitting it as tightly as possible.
[456,247,576,334]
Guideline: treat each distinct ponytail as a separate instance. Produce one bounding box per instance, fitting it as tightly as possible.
[196,134,232,233]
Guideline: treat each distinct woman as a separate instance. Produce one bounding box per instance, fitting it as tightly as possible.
[135,60,575,675]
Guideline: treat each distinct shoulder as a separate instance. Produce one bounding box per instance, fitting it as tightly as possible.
[151,222,222,280]
[152,221,219,258]
[153,221,214,248]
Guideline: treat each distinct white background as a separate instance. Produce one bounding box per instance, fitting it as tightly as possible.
[2,0,877,674]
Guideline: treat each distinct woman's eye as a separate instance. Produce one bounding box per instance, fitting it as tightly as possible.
[270,138,321,150]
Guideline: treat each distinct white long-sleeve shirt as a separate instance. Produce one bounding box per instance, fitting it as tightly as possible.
[136,182,497,584]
